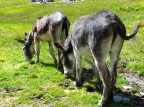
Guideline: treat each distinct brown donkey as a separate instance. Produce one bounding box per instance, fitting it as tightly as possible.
[17,12,70,70]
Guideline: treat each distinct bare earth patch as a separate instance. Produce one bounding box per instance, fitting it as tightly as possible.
[117,72,144,107]
[121,72,144,92]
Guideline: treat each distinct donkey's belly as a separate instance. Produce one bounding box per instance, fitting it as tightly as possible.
[40,32,51,42]
[78,46,93,59]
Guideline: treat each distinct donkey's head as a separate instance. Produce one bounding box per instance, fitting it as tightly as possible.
[17,32,35,61]
[54,39,75,75]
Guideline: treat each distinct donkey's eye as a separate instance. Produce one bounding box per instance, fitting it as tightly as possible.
[22,47,25,51]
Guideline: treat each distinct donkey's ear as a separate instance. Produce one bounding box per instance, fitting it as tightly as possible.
[15,38,25,44]
[24,33,28,36]
[54,43,65,53]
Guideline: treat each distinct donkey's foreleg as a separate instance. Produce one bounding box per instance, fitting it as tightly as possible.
[34,38,40,63]
[74,51,82,87]
[57,50,63,70]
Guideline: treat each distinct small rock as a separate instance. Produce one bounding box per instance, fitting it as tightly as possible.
[134,93,140,97]
[122,97,131,104]
[140,92,144,97]
[113,95,123,103]
[122,85,133,90]
[64,90,71,93]
[73,81,76,86]
[64,89,76,93]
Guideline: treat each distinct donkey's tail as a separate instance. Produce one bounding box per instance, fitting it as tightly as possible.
[62,17,70,38]
[116,21,142,40]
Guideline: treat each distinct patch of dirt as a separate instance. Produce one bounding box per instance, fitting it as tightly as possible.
[120,72,144,92]
[32,94,44,100]
[0,87,23,95]
[60,79,73,89]
[60,69,97,91]
[118,72,144,107]
[0,96,18,106]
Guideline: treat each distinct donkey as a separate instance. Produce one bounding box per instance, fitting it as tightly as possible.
[17,12,70,69]
[54,9,142,106]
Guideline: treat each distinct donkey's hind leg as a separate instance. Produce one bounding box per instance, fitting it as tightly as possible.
[49,42,57,67]
[109,35,124,100]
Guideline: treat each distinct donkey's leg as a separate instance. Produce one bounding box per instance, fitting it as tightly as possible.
[50,25,63,70]
[57,50,63,70]
[57,24,67,70]
[94,58,111,107]
[49,42,57,66]
[74,50,82,87]
[90,45,112,106]
[34,37,40,63]
[109,36,124,100]
[109,51,119,100]
[91,62,102,90]
[92,62,101,83]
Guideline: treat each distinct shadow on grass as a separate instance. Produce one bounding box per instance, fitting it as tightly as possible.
[29,61,65,75]
[81,68,103,93]
[83,69,144,107]
[29,60,56,67]
[64,68,144,107]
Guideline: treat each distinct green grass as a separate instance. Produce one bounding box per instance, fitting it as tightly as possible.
[0,0,144,106]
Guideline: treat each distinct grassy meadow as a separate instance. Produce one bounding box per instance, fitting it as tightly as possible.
[0,0,144,106]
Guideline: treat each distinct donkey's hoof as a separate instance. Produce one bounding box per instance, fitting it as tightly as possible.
[76,81,82,87]
[35,60,39,63]
[54,61,58,66]
[98,99,109,107]
[98,100,102,107]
